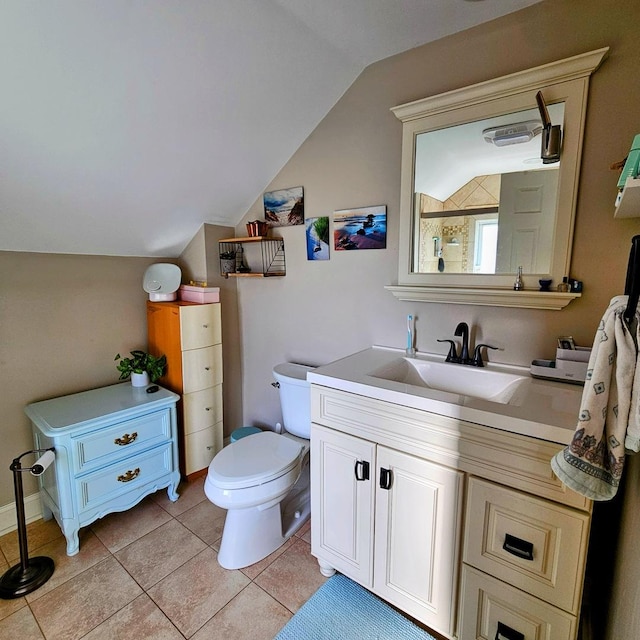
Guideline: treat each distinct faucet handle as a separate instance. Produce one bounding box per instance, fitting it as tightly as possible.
[471,344,498,367]
[437,339,459,363]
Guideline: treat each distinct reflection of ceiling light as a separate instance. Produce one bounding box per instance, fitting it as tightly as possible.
[482,120,543,146]
[446,238,460,246]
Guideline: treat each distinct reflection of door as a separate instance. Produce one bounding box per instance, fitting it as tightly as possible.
[496,170,559,274]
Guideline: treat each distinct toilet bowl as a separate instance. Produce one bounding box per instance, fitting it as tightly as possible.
[205,363,314,569]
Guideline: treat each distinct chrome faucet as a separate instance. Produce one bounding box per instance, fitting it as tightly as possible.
[438,322,498,367]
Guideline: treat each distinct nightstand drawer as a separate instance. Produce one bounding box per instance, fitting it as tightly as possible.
[78,443,174,513]
[463,478,589,613]
[73,408,172,474]
[458,565,576,640]
[180,304,221,350]
[182,344,223,393]
[183,386,223,434]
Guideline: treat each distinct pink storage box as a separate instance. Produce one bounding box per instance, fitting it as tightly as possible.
[179,285,220,303]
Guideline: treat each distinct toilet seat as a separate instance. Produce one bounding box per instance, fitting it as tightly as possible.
[208,431,303,491]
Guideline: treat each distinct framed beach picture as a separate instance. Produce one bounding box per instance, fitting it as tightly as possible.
[264,186,304,227]
[334,205,387,251]
[306,216,330,260]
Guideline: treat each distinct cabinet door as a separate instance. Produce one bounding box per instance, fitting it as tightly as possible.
[311,424,375,587]
[374,446,463,637]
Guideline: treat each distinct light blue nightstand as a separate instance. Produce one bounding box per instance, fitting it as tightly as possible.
[26,383,180,556]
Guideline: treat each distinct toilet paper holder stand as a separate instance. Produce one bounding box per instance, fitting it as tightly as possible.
[0,448,56,599]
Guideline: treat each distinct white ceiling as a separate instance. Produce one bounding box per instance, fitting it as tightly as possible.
[0,0,542,257]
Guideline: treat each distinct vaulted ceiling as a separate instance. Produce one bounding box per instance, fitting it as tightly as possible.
[0,1,541,257]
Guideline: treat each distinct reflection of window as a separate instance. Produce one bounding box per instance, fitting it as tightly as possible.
[474,219,498,273]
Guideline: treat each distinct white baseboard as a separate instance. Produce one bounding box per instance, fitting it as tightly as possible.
[0,492,44,537]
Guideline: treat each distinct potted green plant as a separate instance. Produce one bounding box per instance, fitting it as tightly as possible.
[114,350,167,387]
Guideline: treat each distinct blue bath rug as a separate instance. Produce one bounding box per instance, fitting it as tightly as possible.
[274,573,436,639]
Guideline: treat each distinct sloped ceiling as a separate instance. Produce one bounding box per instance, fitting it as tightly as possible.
[0,0,541,257]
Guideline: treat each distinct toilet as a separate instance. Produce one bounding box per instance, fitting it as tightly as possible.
[204,362,314,569]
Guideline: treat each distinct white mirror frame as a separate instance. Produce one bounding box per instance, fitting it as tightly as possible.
[386,48,609,310]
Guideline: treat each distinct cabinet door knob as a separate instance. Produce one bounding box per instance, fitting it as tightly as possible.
[205,406,212,411]
[202,324,209,328]
[114,432,138,446]
[379,467,392,490]
[495,621,524,640]
[117,468,140,483]
[354,460,370,481]
[204,366,211,371]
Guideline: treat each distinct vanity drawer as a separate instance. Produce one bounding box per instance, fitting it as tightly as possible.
[73,409,172,474]
[463,478,589,613]
[182,344,223,393]
[183,385,223,434]
[458,565,577,640]
[180,304,221,350]
[77,442,175,513]
[184,424,223,476]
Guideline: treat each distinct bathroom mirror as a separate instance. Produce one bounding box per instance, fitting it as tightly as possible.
[387,48,608,309]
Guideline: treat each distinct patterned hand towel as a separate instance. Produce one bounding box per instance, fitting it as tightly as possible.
[551,296,639,500]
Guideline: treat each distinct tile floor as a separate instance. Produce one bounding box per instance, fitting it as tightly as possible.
[0,477,327,640]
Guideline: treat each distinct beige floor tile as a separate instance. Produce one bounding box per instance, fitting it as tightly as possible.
[30,556,142,640]
[175,499,226,546]
[25,529,111,603]
[191,583,292,640]
[152,476,207,516]
[148,547,249,637]
[0,517,63,563]
[296,518,312,543]
[90,496,172,553]
[115,519,207,590]
[240,536,296,581]
[82,593,183,640]
[0,605,45,639]
[254,538,327,613]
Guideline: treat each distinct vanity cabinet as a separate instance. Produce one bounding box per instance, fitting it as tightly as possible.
[26,383,180,556]
[310,384,592,640]
[147,301,223,478]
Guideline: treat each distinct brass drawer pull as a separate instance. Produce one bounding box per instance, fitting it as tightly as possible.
[114,432,138,446]
[117,468,140,483]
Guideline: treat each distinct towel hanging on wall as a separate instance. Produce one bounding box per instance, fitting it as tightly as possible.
[551,296,640,500]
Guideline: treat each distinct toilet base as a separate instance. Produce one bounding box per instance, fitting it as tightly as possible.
[217,462,310,570]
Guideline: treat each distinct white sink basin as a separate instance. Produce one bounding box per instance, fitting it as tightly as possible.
[370,357,530,405]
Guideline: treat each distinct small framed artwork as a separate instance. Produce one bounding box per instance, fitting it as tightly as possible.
[306,216,330,260]
[264,186,304,227]
[334,205,387,250]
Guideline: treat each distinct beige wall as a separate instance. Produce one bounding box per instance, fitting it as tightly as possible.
[0,252,162,504]
[233,1,640,636]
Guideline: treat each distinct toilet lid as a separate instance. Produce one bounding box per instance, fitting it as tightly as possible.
[208,431,303,490]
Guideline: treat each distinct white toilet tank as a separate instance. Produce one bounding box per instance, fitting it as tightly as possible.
[272,363,315,439]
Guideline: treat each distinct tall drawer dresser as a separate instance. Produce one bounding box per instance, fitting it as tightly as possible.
[147,301,223,478]
[26,383,180,556]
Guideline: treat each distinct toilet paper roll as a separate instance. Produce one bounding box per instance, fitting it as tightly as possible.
[30,449,55,476]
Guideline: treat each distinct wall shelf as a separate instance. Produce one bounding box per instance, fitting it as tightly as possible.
[614,177,640,218]
[219,236,286,278]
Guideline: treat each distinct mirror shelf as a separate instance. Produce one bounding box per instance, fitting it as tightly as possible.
[385,285,580,310]
[390,47,608,310]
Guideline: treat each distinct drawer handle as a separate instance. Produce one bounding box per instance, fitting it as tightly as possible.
[503,533,534,561]
[379,467,392,490]
[354,460,370,481]
[117,468,141,483]
[202,324,209,328]
[114,432,138,446]
[495,621,524,640]
[205,366,211,371]
[205,406,212,411]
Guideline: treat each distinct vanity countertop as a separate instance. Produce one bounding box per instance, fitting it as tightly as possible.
[307,346,583,445]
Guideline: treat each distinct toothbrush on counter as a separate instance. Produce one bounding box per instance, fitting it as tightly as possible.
[406,314,416,356]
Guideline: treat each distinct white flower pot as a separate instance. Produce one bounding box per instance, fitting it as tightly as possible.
[131,372,150,387]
